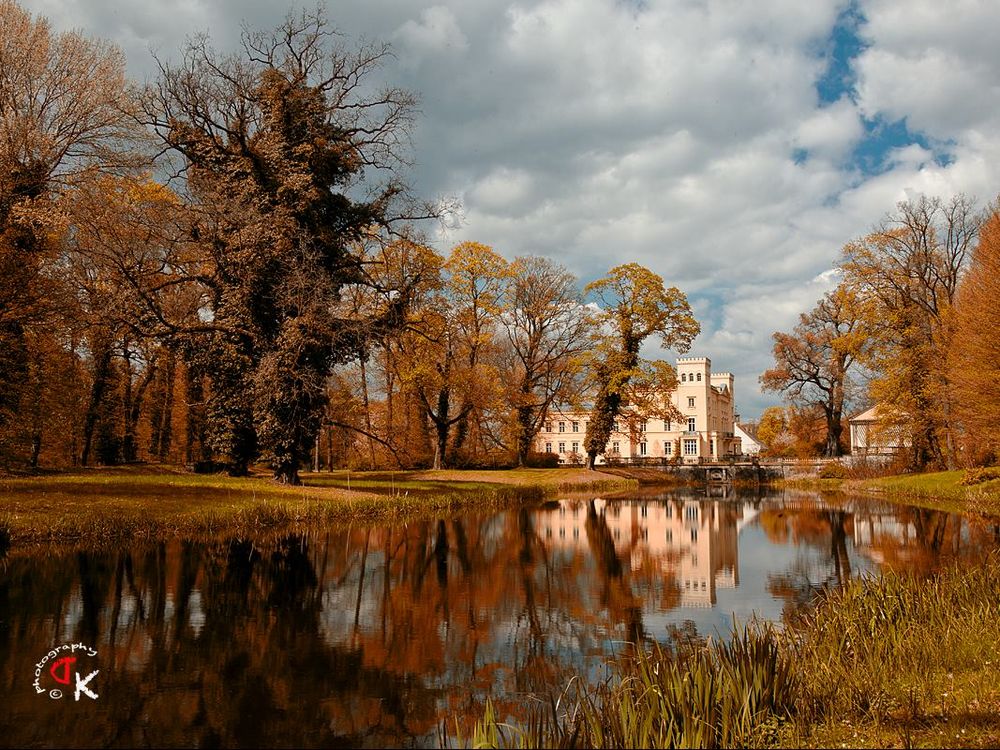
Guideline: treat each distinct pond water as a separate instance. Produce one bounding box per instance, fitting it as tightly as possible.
[1,487,998,748]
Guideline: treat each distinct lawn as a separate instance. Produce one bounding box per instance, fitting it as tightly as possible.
[853,469,1000,516]
[0,465,635,547]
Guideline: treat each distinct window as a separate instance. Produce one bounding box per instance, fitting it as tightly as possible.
[684,439,698,455]
[665,441,673,455]
[639,442,647,456]
[640,421,646,432]
[545,422,552,432]
[687,417,696,432]
[545,442,552,453]
[558,442,566,453]
[611,420,619,431]
[665,529,673,543]
[612,441,620,453]
[571,441,579,453]
[558,421,565,433]
[710,439,716,456]
[681,373,687,382]
[572,421,579,433]
[696,372,702,381]
[641,504,647,517]
[665,420,671,431]
[688,396,695,408]
[691,528,698,542]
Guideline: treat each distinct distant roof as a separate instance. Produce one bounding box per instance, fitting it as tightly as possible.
[850,406,879,422]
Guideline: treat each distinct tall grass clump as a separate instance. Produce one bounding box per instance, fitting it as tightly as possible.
[469,623,796,749]
[789,552,1000,726]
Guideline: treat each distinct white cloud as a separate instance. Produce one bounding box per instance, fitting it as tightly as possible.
[21,0,1000,418]
[394,5,468,66]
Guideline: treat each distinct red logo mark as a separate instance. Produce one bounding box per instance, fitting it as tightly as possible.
[49,656,76,685]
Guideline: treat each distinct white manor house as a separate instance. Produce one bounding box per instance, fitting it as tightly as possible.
[536,356,742,464]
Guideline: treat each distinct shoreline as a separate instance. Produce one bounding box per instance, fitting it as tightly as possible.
[0,467,637,549]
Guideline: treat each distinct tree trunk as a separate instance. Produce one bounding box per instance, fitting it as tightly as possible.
[359,355,377,469]
[273,452,301,484]
[81,335,114,467]
[156,350,175,461]
[516,403,535,467]
[124,352,158,463]
[27,344,44,469]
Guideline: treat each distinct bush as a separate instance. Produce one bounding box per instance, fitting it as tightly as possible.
[818,462,847,479]
[524,451,559,468]
[959,466,1000,486]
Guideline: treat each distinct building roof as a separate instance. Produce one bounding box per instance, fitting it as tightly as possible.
[850,405,880,423]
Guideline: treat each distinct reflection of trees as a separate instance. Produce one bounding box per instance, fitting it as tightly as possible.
[0,511,633,747]
[3,493,994,747]
[759,492,999,623]
[584,500,645,645]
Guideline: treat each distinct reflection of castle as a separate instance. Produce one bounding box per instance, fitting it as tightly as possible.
[539,499,757,608]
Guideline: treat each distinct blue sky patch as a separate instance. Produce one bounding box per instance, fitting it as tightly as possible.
[815,1,866,106]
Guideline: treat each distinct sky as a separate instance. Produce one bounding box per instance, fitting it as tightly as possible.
[24,0,1000,419]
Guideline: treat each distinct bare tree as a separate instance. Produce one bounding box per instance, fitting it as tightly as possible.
[500,256,592,465]
[761,284,865,457]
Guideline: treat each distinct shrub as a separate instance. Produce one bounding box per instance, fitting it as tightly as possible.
[818,462,847,479]
[959,466,1000,486]
[524,451,560,468]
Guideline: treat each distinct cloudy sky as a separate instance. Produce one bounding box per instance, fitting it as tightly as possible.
[25,0,1000,418]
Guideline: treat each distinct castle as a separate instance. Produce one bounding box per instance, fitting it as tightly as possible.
[535,356,741,464]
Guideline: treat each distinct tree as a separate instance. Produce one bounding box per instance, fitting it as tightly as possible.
[761,284,865,457]
[841,194,982,469]
[499,256,591,466]
[391,242,506,469]
[0,0,140,462]
[949,205,1000,461]
[582,264,700,469]
[755,406,791,457]
[143,11,427,483]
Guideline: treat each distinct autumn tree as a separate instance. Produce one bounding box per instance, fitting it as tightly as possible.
[582,264,700,469]
[755,406,792,457]
[0,0,140,463]
[761,284,865,457]
[841,194,981,469]
[499,256,592,466]
[949,205,1000,461]
[143,11,428,483]
[391,242,507,469]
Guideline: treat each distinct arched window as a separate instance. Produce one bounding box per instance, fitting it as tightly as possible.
[696,372,702,382]
[681,373,687,382]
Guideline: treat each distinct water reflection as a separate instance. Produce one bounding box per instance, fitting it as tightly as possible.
[0,489,997,748]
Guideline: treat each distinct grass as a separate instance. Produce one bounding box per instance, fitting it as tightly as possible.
[0,465,635,548]
[851,469,1000,516]
[467,553,1000,749]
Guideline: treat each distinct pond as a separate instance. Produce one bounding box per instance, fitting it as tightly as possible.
[1,487,997,748]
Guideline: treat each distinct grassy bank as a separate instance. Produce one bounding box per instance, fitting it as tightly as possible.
[469,554,1000,749]
[852,470,1000,516]
[0,466,635,547]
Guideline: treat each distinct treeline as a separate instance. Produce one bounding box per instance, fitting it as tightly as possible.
[761,193,1000,468]
[0,2,700,480]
